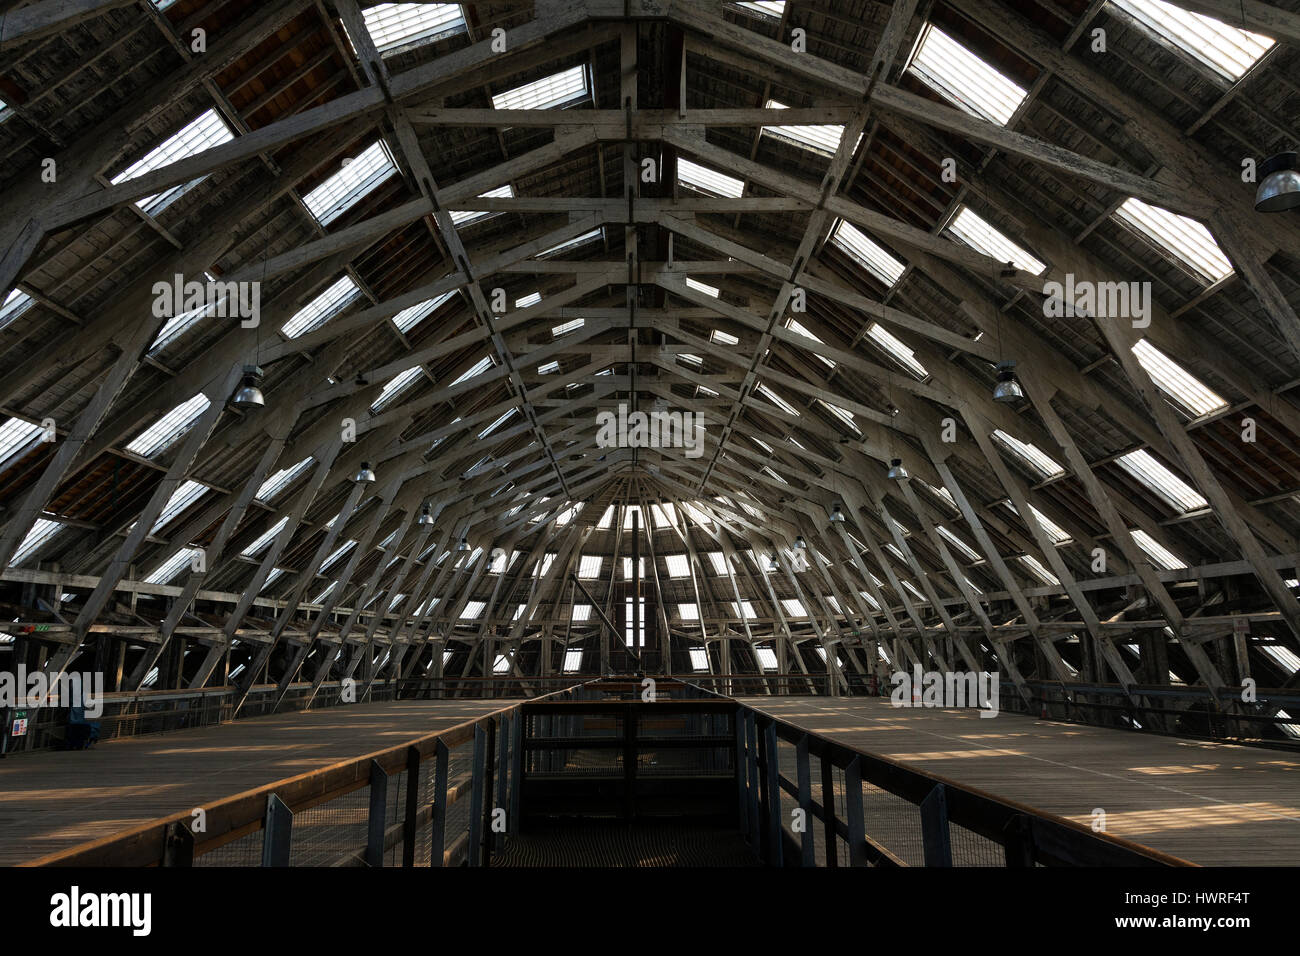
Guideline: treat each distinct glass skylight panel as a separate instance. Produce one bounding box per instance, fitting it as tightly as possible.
[513,604,527,621]
[818,400,861,434]
[685,277,720,298]
[1114,198,1233,283]
[451,184,514,226]
[1115,449,1207,512]
[1131,528,1186,570]
[321,540,357,572]
[540,228,603,258]
[622,557,646,578]
[665,554,690,578]
[552,317,583,337]
[762,100,861,156]
[1004,499,1070,544]
[361,3,465,54]
[393,291,456,333]
[13,518,64,566]
[571,605,591,622]
[737,1,785,17]
[451,355,493,386]
[785,318,835,369]
[493,654,512,673]
[242,516,289,557]
[461,600,486,619]
[537,361,560,375]
[1109,0,1273,80]
[709,330,739,350]
[152,479,209,533]
[781,598,807,616]
[624,596,647,647]
[937,526,980,562]
[516,292,542,309]
[901,580,928,603]
[282,276,360,338]
[303,141,398,226]
[477,408,517,439]
[755,382,799,416]
[680,604,701,621]
[0,288,34,330]
[596,505,615,530]
[1131,339,1227,417]
[831,220,906,288]
[1261,643,1300,675]
[688,646,709,670]
[111,109,235,215]
[732,600,758,620]
[755,646,779,670]
[535,552,557,578]
[1019,554,1059,586]
[992,429,1065,478]
[145,547,201,584]
[865,323,929,379]
[946,206,1046,275]
[707,551,728,575]
[562,649,584,673]
[0,417,42,468]
[492,65,589,111]
[260,567,286,592]
[678,158,744,198]
[257,457,314,502]
[905,24,1029,126]
[126,394,211,458]
[555,502,583,527]
[370,366,425,413]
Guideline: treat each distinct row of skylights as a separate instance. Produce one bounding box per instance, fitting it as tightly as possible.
[762,99,861,157]
[451,184,514,226]
[111,109,235,216]
[257,457,314,502]
[492,64,589,111]
[1113,198,1233,283]
[830,220,906,288]
[1109,0,1273,81]
[361,3,465,54]
[152,479,209,533]
[866,323,929,379]
[1130,339,1226,417]
[13,518,65,566]
[992,429,1066,479]
[371,366,425,413]
[0,288,34,330]
[1115,449,1207,512]
[242,516,289,558]
[947,206,1046,275]
[0,416,42,469]
[905,24,1028,127]
[393,290,457,333]
[282,276,360,338]
[678,158,745,198]
[304,141,399,227]
[126,394,211,458]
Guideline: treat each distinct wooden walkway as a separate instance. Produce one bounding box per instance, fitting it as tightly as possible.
[0,699,502,865]
[739,696,1300,865]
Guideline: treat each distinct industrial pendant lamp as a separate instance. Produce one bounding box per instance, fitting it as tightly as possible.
[418,505,434,526]
[992,360,1024,404]
[794,535,807,550]
[1255,152,1300,212]
[766,552,779,571]
[457,534,470,551]
[354,460,376,483]
[887,458,909,481]
[231,365,265,410]
[829,502,846,524]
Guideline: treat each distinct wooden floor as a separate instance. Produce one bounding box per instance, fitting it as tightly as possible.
[0,699,502,865]
[739,696,1300,865]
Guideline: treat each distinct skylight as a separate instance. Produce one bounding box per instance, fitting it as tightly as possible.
[596,505,615,530]
[625,596,647,647]
[537,360,560,375]
[622,557,646,578]
[321,540,357,572]
[145,547,200,584]
[152,479,209,533]
[371,367,425,413]
[12,518,64,566]
[360,3,465,54]
[866,323,929,379]
[571,605,591,623]
[685,277,720,298]
[1131,528,1186,570]
[781,598,807,616]
[680,604,701,621]
[665,553,690,578]
[711,329,738,346]
[516,292,542,310]
[393,290,457,334]
[578,555,603,579]
[1115,449,1207,513]
[450,184,514,227]
[450,355,493,386]
[257,457,314,502]
[0,417,42,469]
[706,552,728,575]
[785,318,836,369]
[1131,339,1227,418]
[0,288,34,330]
[303,141,398,226]
[492,653,512,673]
[755,382,799,416]
[461,600,486,619]
[1019,554,1059,586]
[678,158,745,198]
[818,399,861,434]
[1006,500,1071,545]
[1113,198,1233,283]
[242,516,289,557]
[552,317,583,337]
[688,646,709,671]
[946,206,1046,275]
[762,100,861,156]
[539,228,603,258]
[937,526,980,562]
[562,649,584,673]
[492,65,589,111]
[755,645,779,670]
[110,109,235,215]
[905,24,1029,126]
[1109,0,1273,80]
[992,429,1065,479]
[830,219,906,288]
[282,276,360,338]
[126,394,211,458]
[732,600,758,620]
[737,1,785,17]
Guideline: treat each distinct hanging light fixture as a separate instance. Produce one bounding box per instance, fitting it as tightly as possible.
[418,505,434,526]
[992,360,1024,404]
[887,458,909,480]
[1255,152,1300,212]
[794,535,807,550]
[354,460,376,483]
[829,503,846,524]
[231,365,265,411]
[457,534,470,551]
[766,552,779,571]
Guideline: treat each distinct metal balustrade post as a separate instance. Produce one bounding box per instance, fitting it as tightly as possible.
[430,739,450,867]
[508,710,523,835]
[366,760,388,868]
[1002,813,1036,867]
[795,735,815,867]
[402,745,420,867]
[261,794,292,867]
[745,711,760,849]
[820,753,837,867]
[734,707,748,838]
[495,711,512,848]
[844,756,866,867]
[919,783,954,867]
[162,821,194,867]
[763,720,782,867]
